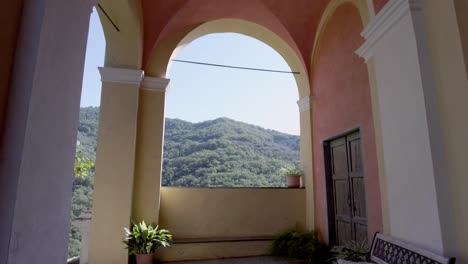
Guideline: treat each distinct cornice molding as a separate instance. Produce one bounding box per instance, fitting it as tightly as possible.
[356,0,422,61]
[141,77,170,93]
[98,67,144,86]
[297,96,313,112]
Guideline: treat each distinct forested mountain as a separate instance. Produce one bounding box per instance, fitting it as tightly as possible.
[77,107,300,188]
[163,117,299,187]
[68,106,299,257]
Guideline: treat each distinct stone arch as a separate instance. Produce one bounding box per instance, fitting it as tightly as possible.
[145,18,310,98]
[143,18,315,230]
[96,0,144,68]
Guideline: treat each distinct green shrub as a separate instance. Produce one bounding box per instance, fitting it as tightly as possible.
[330,240,370,263]
[271,229,330,264]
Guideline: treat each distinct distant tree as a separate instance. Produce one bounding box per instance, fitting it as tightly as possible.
[74,151,94,178]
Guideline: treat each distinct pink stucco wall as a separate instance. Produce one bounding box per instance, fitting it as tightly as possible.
[311,3,383,243]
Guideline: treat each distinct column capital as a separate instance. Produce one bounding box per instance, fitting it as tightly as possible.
[141,76,170,93]
[98,67,144,85]
[297,96,313,112]
[356,0,422,62]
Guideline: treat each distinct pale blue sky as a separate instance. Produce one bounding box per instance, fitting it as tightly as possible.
[81,10,300,135]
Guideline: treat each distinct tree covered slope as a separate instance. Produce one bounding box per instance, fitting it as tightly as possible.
[163,117,299,187]
[77,107,300,188]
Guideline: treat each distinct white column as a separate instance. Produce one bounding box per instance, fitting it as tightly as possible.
[297,96,314,230]
[132,77,170,223]
[357,0,445,253]
[0,0,96,263]
[89,67,143,264]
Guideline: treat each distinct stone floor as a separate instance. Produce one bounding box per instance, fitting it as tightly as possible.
[162,256,306,263]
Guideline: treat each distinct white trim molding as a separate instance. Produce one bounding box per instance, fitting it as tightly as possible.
[141,76,170,93]
[367,0,376,19]
[98,67,144,85]
[297,96,313,112]
[356,0,422,61]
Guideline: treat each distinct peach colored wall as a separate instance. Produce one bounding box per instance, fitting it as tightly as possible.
[311,3,382,243]
[373,0,389,14]
[0,1,23,143]
[158,187,306,261]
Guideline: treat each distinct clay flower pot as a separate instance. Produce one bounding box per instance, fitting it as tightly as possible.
[286,175,301,188]
[136,254,153,264]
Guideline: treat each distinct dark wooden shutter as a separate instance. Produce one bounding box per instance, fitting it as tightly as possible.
[326,130,368,245]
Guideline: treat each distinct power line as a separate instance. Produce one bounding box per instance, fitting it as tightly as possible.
[172,59,300,75]
[98,4,120,32]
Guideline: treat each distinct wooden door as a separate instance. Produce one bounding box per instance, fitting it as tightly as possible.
[325,131,367,245]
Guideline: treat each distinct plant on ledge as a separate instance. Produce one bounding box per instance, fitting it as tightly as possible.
[123,221,172,264]
[280,165,303,188]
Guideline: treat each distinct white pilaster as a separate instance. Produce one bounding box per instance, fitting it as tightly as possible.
[132,76,170,225]
[296,96,314,230]
[0,0,96,263]
[356,0,445,253]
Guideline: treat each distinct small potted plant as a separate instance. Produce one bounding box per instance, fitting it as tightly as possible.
[123,221,172,264]
[280,165,303,188]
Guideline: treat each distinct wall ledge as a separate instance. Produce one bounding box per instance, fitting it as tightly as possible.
[161,186,306,190]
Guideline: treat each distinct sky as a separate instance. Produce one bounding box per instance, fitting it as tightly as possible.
[81,10,300,135]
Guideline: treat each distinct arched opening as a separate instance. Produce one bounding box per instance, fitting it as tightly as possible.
[130,19,315,262]
[144,19,313,194]
[162,32,300,188]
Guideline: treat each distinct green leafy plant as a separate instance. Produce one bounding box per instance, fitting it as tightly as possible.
[331,240,370,263]
[280,165,303,177]
[74,151,94,178]
[271,228,330,264]
[123,221,172,255]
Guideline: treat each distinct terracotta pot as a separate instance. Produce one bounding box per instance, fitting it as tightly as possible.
[136,254,153,264]
[286,175,301,188]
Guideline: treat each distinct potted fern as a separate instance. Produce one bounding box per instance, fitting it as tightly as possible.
[280,165,303,188]
[123,221,172,264]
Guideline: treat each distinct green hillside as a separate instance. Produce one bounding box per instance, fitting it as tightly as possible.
[163,117,299,187]
[76,107,300,188]
[69,106,299,257]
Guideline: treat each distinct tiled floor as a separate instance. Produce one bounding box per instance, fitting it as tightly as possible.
[162,256,306,263]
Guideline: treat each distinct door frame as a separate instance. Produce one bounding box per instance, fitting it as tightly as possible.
[323,127,369,245]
